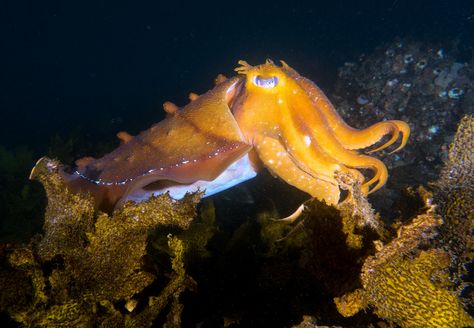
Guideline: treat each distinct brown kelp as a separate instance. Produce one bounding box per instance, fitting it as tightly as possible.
[1,116,473,327]
[334,115,474,327]
[1,158,200,327]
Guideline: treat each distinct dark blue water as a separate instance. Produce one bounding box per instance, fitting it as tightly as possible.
[1,3,474,327]
[1,1,472,153]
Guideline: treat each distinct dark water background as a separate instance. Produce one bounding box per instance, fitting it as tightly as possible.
[0,1,473,243]
[1,1,473,153]
[0,2,473,327]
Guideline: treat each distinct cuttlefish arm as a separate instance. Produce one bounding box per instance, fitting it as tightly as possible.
[278,87,389,194]
[280,62,410,153]
[232,60,409,206]
[59,77,252,211]
[33,60,410,215]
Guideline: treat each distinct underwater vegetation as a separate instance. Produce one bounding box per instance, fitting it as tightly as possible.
[0,130,116,244]
[334,193,472,327]
[1,40,473,326]
[1,158,202,327]
[254,116,474,327]
[333,115,474,327]
[0,122,473,327]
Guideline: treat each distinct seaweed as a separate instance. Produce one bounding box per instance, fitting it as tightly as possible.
[1,157,200,327]
[334,116,474,327]
[1,116,473,327]
[334,195,473,327]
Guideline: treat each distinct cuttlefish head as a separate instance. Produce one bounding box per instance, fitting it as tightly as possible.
[235,59,291,96]
[232,59,409,206]
[231,59,299,142]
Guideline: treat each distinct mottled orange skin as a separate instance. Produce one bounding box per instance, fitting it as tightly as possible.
[232,60,409,204]
[39,60,409,210]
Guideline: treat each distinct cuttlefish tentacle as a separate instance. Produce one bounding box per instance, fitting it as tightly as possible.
[280,64,410,153]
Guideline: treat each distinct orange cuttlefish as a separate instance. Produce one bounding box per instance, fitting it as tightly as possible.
[31,60,410,214]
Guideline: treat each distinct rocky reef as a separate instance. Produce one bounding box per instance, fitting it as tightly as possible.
[334,39,473,176]
[333,39,474,220]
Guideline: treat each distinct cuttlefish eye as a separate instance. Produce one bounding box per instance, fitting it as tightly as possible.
[253,75,279,88]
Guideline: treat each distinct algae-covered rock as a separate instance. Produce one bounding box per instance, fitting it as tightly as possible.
[334,115,474,327]
[0,157,200,327]
[335,198,474,327]
[335,199,474,327]
[437,115,473,187]
[434,115,474,280]
[257,195,381,305]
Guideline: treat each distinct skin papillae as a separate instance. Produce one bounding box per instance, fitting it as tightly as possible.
[31,60,409,212]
